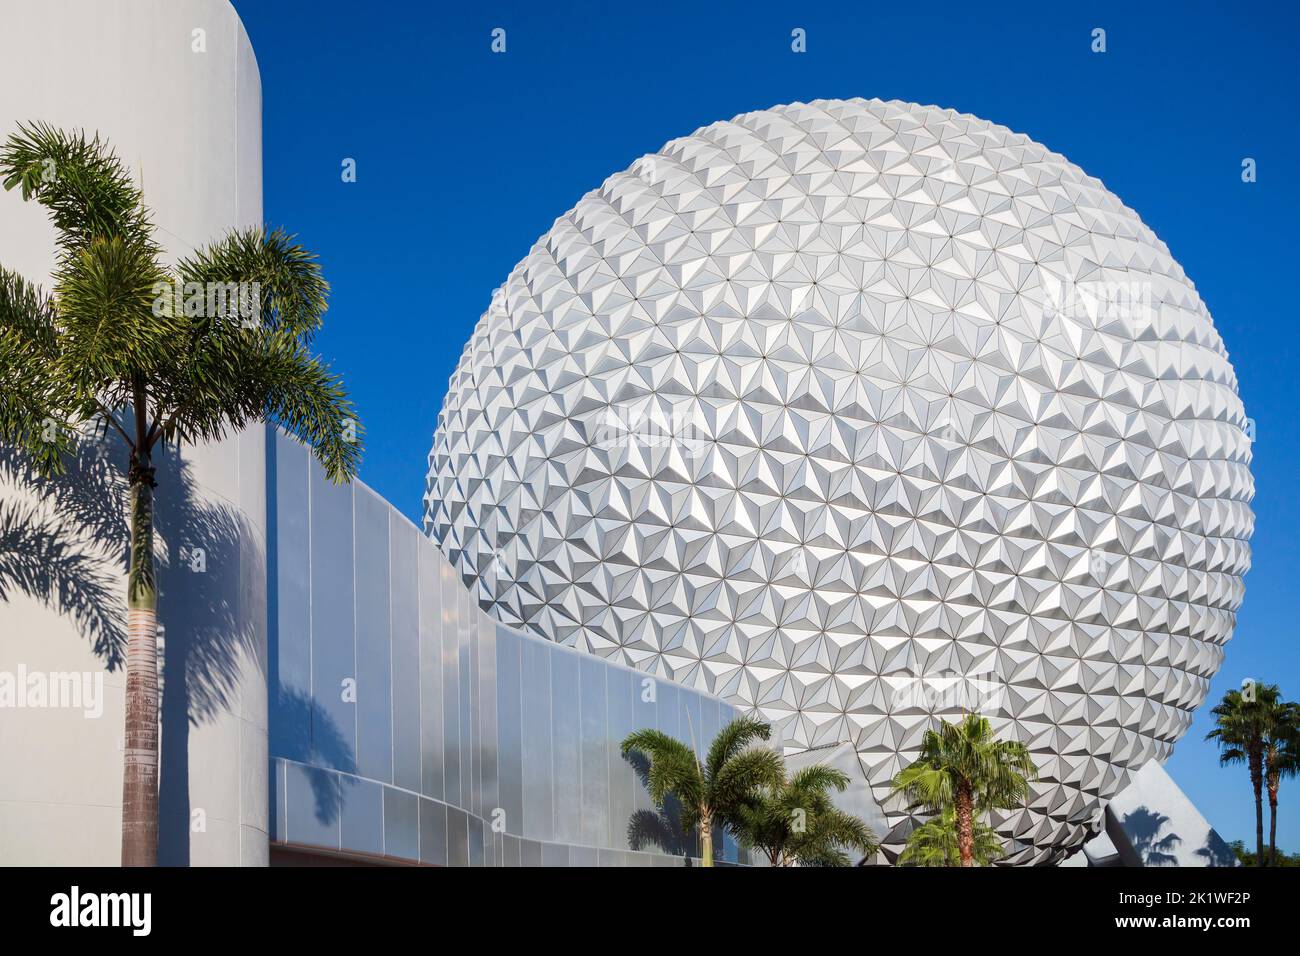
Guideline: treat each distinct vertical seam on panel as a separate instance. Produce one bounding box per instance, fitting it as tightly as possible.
[547,644,555,844]
[307,447,314,758]
[352,488,359,778]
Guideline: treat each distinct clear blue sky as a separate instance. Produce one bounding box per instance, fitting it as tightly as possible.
[230,0,1300,854]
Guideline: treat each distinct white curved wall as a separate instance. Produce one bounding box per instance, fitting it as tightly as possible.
[0,0,267,865]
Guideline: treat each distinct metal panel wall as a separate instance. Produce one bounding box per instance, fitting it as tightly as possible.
[268,431,748,865]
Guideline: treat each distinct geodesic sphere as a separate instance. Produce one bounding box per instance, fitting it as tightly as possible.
[425,99,1253,864]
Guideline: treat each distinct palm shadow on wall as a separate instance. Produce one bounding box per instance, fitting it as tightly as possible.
[1122,807,1182,867]
[0,444,128,667]
[268,686,356,828]
[1193,829,1238,867]
[623,750,695,865]
[151,446,266,864]
[1,435,351,861]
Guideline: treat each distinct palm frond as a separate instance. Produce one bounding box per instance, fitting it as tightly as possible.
[0,266,79,473]
[704,716,772,782]
[53,235,175,388]
[176,226,329,339]
[621,728,702,812]
[0,121,159,260]
[789,764,850,796]
[709,746,784,819]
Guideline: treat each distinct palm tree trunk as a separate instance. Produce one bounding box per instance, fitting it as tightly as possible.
[1267,778,1279,867]
[699,810,713,867]
[955,784,975,868]
[121,457,158,866]
[1249,747,1264,867]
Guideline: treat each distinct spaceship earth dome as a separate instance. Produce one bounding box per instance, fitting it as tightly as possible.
[425,98,1254,864]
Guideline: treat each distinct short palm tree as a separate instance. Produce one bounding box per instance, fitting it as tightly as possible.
[1206,683,1284,867]
[621,716,783,866]
[733,763,877,866]
[898,806,1005,867]
[1262,701,1300,866]
[0,123,360,866]
[890,713,1037,867]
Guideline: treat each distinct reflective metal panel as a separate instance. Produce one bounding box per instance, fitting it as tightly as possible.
[550,649,581,845]
[542,843,569,867]
[390,516,421,793]
[308,462,356,774]
[655,681,681,753]
[382,787,419,862]
[354,488,392,784]
[477,616,498,829]
[439,559,461,810]
[495,626,523,837]
[502,834,520,867]
[457,580,474,813]
[340,777,383,857]
[520,839,542,867]
[446,806,469,867]
[270,435,310,761]
[630,669,657,817]
[269,759,285,842]
[605,666,634,850]
[468,814,484,867]
[579,656,608,848]
[418,797,447,866]
[418,545,444,802]
[519,637,553,842]
[284,762,340,851]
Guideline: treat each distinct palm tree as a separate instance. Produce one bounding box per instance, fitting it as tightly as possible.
[890,713,1037,867]
[733,763,877,866]
[1206,683,1284,867]
[621,716,783,866]
[0,123,360,866]
[897,807,1005,867]
[1263,701,1300,866]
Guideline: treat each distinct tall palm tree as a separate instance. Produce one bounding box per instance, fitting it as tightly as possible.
[733,763,878,866]
[621,716,783,866]
[1263,701,1300,866]
[897,806,1005,867]
[1206,683,1284,867]
[0,123,360,866]
[890,713,1038,867]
